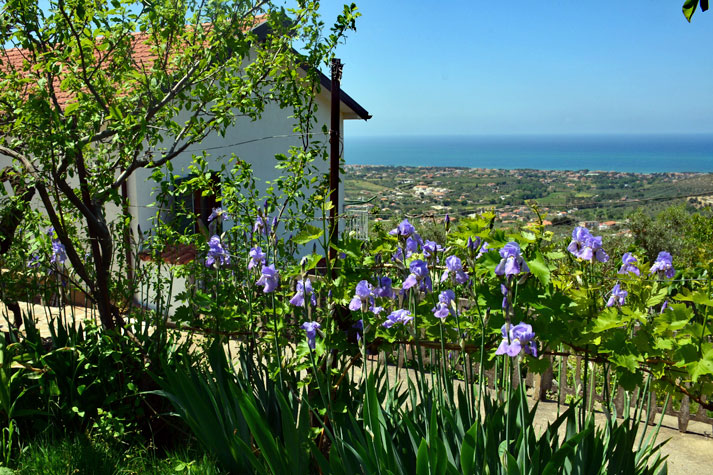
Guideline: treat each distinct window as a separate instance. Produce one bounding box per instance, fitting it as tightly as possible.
[169,173,221,236]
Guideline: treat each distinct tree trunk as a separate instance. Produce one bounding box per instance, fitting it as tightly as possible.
[0,167,36,329]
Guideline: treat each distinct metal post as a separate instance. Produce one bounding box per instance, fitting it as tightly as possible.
[329,58,342,264]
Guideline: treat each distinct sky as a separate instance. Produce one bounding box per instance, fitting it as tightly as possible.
[314,1,713,137]
[27,0,713,138]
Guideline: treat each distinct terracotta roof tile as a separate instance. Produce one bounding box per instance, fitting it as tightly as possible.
[1,17,267,109]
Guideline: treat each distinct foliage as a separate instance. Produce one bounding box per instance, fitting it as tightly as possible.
[0,0,359,329]
[628,205,713,267]
[683,0,709,21]
[12,434,222,474]
[1,2,710,465]
[157,341,670,474]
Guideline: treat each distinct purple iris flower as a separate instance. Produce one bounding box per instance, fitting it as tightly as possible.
[47,227,67,266]
[567,227,590,258]
[495,322,537,357]
[256,264,279,293]
[494,242,529,277]
[50,240,67,265]
[650,251,675,279]
[402,259,432,293]
[301,321,321,349]
[432,289,455,319]
[373,277,395,299]
[405,235,421,258]
[389,219,416,238]
[205,235,230,268]
[290,278,317,307]
[392,247,404,262]
[567,227,609,263]
[248,246,265,270]
[660,299,670,313]
[501,283,509,309]
[27,254,41,268]
[353,319,363,342]
[349,280,373,311]
[606,283,628,307]
[253,216,266,235]
[445,214,451,231]
[422,240,443,259]
[618,252,640,276]
[382,309,413,328]
[476,241,491,259]
[467,236,481,255]
[441,255,469,284]
[207,207,231,222]
[370,304,385,315]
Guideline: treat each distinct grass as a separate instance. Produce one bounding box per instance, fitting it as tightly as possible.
[344,179,390,194]
[11,435,223,475]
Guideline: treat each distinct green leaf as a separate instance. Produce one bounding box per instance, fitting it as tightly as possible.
[618,370,643,391]
[592,307,625,333]
[675,344,699,365]
[645,288,668,308]
[611,353,640,373]
[689,349,713,382]
[238,391,286,474]
[64,101,80,115]
[460,424,477,475]
[293,224,324,245]
[504,451,521,475]
[526,355,551,374]
[527,251,550,287]
[416,438,430,475]
[653,338,675,350]
[654,304,692,333]
[300,253,322,271]
[541,425,592,475]
[683,0,699,21]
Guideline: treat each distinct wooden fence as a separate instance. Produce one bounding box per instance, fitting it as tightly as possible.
[391,343,711,434]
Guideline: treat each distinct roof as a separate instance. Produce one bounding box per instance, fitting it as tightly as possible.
[252,21,370,121]
[2,17,370,121]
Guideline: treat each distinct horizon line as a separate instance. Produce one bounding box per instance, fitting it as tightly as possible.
[346,132,713,139]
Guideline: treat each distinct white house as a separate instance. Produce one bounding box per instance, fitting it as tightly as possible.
[0,18,370,310]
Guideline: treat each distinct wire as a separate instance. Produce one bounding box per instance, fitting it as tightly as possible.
[180,131,333,154]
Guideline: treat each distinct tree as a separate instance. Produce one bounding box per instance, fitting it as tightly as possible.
[683,0,709,21]
[0,0,358,330]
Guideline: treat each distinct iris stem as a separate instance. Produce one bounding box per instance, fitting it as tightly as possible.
[271,291,283,389]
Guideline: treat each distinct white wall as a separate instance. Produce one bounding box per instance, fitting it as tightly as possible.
[127,88,346,240]
[125,86,355,313]
[1,84,358,314]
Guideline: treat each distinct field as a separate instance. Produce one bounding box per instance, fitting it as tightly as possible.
[344,165,713,231]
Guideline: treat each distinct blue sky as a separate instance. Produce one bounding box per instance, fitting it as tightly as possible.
[315,1,713,137]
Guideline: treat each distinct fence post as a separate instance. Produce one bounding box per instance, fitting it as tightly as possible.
[614,386,626,418]
[647,391,658,425]
[559,355,569,404]
[533,355,554,401]
[574,356,582,398]
[678,390,690,433]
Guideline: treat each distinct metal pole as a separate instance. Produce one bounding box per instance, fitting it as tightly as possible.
[329,58,342,264]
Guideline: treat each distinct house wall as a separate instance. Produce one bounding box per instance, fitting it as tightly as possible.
[126,87,345,241]
[124,88,350,313]
[0,88,353,314]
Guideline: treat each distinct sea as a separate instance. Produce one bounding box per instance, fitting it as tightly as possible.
[344,134,713,173]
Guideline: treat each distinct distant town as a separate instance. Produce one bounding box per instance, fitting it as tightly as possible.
[344,165,713,235]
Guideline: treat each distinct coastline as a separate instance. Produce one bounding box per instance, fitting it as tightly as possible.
[344,134,713,173]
